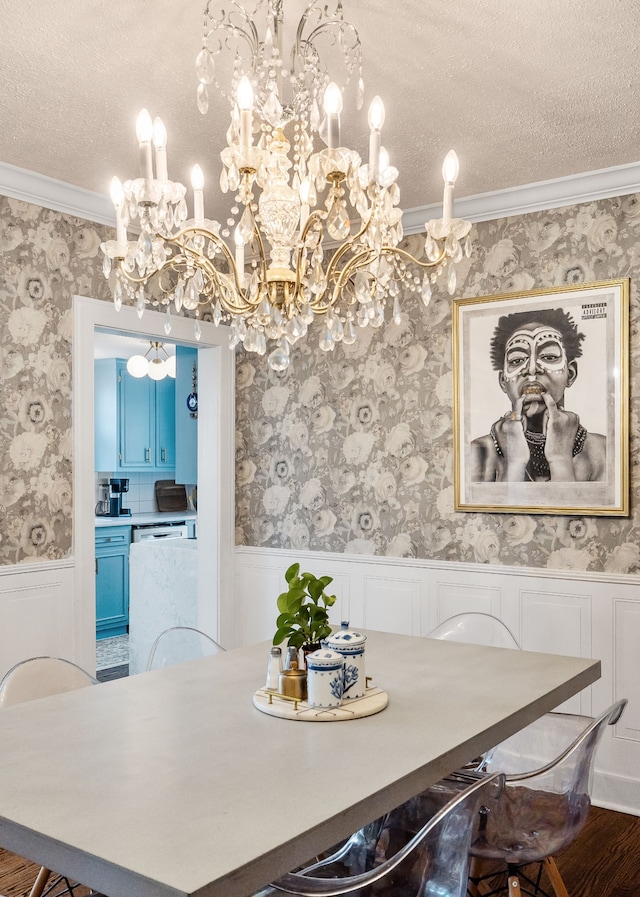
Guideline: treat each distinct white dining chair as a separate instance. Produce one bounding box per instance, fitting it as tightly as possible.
[0,656,98,897]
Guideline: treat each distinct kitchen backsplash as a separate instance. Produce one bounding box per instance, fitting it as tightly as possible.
[95,472,175,515]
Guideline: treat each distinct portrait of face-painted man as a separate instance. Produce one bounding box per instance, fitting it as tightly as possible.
[470,308,606,483]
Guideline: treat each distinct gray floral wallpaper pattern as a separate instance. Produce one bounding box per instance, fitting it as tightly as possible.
[235,193,640,573]
[0,196,111,564]
[1,189,639,573]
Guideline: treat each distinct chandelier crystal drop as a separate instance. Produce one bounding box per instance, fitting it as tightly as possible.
[101,0,472,370]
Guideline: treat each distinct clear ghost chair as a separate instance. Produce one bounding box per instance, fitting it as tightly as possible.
[261,772,504,897]
[467,699,627,897]
[145,625,225,671]
[428,613,520,649]
[0,656,98,897]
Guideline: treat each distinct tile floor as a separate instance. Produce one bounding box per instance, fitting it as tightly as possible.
[96,635,129,671]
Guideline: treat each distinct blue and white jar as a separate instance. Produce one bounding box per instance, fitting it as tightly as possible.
[306,649,345,708]
[326,629,367,700]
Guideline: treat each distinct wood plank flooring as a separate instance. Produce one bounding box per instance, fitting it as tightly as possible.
[0,806,638,897]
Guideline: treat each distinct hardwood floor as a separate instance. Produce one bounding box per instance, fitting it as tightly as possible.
[0,806,638,897]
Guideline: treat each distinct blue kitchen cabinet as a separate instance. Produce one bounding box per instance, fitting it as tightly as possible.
[95,526,131,639]
[95,359,175,471]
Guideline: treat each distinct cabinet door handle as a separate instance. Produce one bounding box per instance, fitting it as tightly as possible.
[145,447,151,462]
[95,558,98,574]
[161,448,166,462]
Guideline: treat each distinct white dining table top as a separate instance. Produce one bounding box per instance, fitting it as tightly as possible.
[0,632,600,897]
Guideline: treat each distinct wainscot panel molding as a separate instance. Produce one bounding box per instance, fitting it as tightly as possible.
[235,546,640,816]
[0,561,76,678]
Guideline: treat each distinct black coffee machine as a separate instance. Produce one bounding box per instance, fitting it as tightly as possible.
[109,478,131,517]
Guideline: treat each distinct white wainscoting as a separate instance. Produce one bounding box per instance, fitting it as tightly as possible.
[0,561,76,676]
[235,546,640,816]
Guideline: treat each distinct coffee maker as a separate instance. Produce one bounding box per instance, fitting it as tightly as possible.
[108,478,131,517]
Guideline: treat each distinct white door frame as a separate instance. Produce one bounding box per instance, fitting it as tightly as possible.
[72,295,236,673]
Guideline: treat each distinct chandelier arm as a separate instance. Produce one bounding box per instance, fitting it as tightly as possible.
[293,2,361,77]
[204,1,260,65]
[387,244,447,270]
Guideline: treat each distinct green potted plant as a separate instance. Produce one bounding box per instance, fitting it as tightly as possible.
[273,563,336,654]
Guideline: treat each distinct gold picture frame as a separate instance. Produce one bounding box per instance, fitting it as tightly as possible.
[453,279,629,515]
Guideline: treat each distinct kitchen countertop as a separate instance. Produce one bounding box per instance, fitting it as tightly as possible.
[95,511,197,528]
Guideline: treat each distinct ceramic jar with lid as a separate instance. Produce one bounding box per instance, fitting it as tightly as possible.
[326,629,367,699]
[306,649,345,708]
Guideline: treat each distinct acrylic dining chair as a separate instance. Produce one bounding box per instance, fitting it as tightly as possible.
[0,656,98,897]
[258,772,505,897]
[145,625,225,671]
[467,699,627,897]
[428,612,520,649]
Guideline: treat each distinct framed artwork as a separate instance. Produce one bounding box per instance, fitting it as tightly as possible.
[453,279,629,515]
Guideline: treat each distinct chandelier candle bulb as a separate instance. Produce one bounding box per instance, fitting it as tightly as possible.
[442,149,460,221]
[152,117,168,182]
[191,164,205,224]
[323,81,342,150]
[237,75,254,151]
[135,109,154,180]
[299,179,310,232]
[109,176,126,247]
[368,96,385,181]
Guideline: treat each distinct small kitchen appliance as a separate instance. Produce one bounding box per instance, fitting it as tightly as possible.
[108,478,131,517]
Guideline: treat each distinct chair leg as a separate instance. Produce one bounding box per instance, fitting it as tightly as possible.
[507,873,522,896]
[29,867,51,897]
[543,857,571,897]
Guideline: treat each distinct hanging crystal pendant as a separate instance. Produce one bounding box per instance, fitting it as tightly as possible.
[421,274,432,308]
[174,280,184,312]
[196,82,209,114]
[392,295,402,324]
[213,299,223,325]
[447,261,457,296]
[319,324,335,352]
[194,319,202,341]
[326,200,350,240]
[113,280,123,312]
[268,340,290,372]
[102,255,112,279]
[136,288,145,319]
[164,304,172,335]
[238,207,254,244]
[195,48,215,84]
[342,314,356,345]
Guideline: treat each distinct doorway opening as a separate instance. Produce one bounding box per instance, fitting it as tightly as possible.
[73,296,235,676]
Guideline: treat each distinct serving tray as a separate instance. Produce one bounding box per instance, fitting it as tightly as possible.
[253,685,388,721]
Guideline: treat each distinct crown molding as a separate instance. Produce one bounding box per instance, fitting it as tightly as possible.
[402,161,640,233]
[1,158,640,232]
[0,162,114,226]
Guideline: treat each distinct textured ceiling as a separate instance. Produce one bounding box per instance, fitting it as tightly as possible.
[1,1,639,220]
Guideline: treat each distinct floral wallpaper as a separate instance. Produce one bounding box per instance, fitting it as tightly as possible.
[0,196,111,564]
[235,193,640,573]
[2,189,640,574]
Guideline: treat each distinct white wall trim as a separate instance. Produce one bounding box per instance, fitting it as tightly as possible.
[235,544,640,589]
[0,559,74,578]
[2,159,640,231]
[402,161,640,231]
[0,162,114,225]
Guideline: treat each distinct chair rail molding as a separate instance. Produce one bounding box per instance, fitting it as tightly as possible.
[235,545,640,817]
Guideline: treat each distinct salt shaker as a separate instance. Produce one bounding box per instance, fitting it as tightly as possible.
[284,645,299,670]
[265,646,283,690]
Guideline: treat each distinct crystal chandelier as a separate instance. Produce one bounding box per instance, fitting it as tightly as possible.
[101,0,472,370]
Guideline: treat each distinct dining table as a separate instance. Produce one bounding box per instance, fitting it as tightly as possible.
[0,631,600,897]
